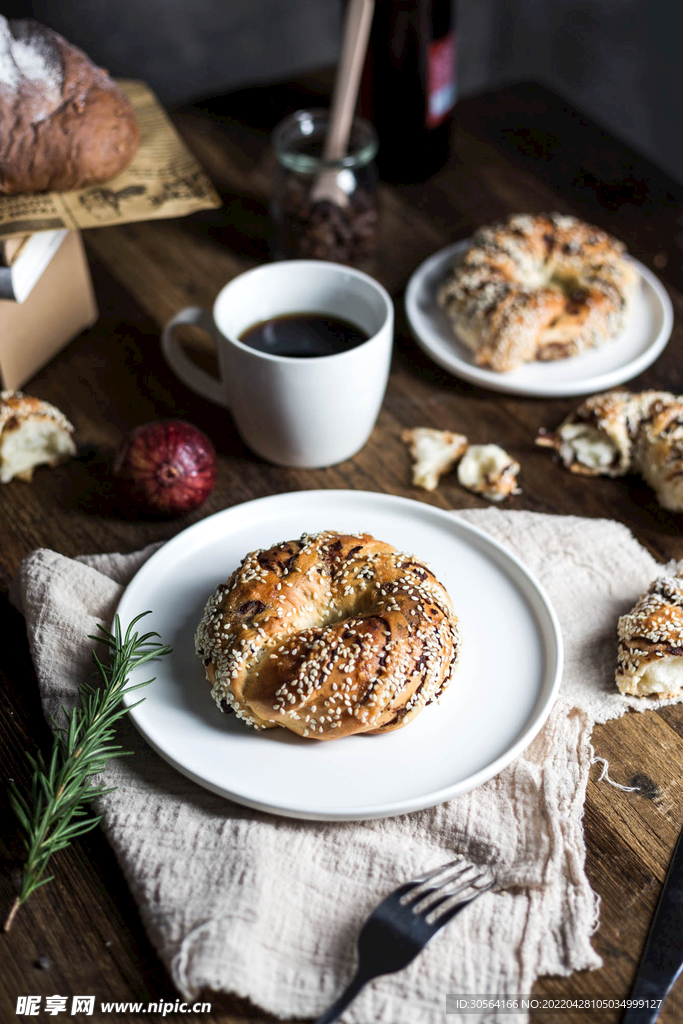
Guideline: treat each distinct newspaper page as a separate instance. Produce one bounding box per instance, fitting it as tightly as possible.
[0,80,221,240]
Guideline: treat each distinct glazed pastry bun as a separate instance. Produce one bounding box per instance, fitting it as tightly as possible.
[438,213,638,372]
[195,531,462,740]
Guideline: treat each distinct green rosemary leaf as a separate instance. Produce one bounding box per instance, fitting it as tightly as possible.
[4,611,171,933]
[27,875,55,894]
[9,794,31,834]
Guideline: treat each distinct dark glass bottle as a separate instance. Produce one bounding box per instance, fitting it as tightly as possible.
[359,0,457,182]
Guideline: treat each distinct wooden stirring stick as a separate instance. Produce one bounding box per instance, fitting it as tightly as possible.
[310,0,375,207]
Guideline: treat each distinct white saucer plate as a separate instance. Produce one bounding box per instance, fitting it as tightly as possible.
[405,239,673,398]
[115,490,563,821]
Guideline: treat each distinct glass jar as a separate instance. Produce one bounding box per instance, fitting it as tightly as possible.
[270,108,380,267]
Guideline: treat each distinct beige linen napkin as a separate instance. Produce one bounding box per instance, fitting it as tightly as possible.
[11,509,664,1023]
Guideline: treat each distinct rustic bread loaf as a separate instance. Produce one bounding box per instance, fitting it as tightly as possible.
[0,16,140,195]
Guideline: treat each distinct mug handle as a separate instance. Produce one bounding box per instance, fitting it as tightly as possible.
[161,307,229,408]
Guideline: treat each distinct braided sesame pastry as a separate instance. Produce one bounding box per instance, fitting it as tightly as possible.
[438,213,638,372]
[195,531,462,740]
[0,389,76,483]
[536,390,683,511]
[616,569,683,697]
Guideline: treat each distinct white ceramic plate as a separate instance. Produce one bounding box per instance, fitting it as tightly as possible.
[115,490,563,821]
[405,239,673,397]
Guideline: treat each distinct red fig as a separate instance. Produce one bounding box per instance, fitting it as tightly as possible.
[114,420,217,517]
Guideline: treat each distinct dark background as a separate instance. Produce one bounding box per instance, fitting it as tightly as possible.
[4,0,682,184]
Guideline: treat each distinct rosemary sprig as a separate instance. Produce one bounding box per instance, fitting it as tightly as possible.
[4,611,171,932]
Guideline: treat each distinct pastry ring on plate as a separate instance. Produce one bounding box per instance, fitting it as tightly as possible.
[438,213,639,372]
[195,530,462,740]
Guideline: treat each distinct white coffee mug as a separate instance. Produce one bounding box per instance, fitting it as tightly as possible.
[161,260,393,468]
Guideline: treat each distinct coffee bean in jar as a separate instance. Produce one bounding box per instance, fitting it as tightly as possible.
[270,109,380,267]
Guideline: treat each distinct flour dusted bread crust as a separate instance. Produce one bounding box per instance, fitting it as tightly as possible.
[0,390,76,482]
[195,531,462,740]
[438,213,638,372]
[537,390,683,511]
[0,17,140,195]
[616,570,683,698]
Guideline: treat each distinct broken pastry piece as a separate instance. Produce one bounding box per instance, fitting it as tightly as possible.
[536,390,634,476]
[402,428,521,500]
[616,569,683,698]
[457,444,522,502]
[536,390,683,511]
[401,427,468,491]
[0,390,76,483]
[633,395,683,513]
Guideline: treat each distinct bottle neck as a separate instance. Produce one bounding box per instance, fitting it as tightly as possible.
[358,0,457,182]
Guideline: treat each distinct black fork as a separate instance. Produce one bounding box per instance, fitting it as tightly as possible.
[313,859,495,1024]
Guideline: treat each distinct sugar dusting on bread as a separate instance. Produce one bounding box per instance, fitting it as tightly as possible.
[0,17,62,112]
[0,17,139,194]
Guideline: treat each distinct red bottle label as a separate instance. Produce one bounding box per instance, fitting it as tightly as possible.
[427,31,457,127]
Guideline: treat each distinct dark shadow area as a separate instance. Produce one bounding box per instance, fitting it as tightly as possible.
[458,82,683,286]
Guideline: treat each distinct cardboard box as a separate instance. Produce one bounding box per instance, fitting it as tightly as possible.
[0,231,98,391]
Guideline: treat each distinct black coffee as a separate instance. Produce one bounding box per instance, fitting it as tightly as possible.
[239,312,369,358]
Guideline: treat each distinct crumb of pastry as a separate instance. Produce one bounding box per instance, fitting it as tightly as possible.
[0,389,76,483]
[457,444,521,502]
[402,427,468,491]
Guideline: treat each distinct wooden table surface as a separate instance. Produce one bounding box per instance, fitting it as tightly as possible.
[2,76,683,1023]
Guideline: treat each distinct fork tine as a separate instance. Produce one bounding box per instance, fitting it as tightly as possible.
[399,860,471,905]
[424,872,495,926]
[410,864,483,915]
[408,858,464,886]
[403,862,483,908]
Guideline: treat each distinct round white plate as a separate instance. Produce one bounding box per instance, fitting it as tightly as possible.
[405,239,673,397]
[115,490,563,821]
